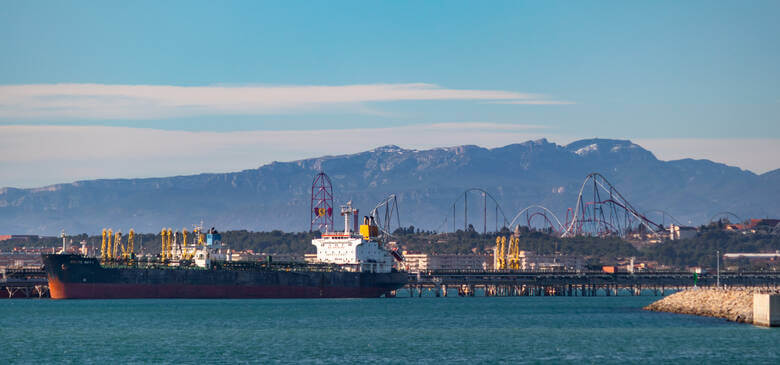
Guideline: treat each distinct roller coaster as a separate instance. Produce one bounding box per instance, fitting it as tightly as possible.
[645,209,683,228]
[508,205,566,235]
[443,173,672,239]
[709,212,743,225]
[441,188,510,234]
[561,173,665,238]
[370,194,401,241]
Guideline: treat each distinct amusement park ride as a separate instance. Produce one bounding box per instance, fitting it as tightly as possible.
[311,170,688,241]
[310,172,334,232]
[560,173,665,238]
[444,172,672,240]
[309,172,402,240]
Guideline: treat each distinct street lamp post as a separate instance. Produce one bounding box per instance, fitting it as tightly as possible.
[716,250,720,288]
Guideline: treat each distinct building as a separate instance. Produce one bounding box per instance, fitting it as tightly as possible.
[723,219,780,233]
[669,224,697,240]
[723,251,780,260]
[513,251,584,271]
[749,219,780,229]
[401,252,492,273]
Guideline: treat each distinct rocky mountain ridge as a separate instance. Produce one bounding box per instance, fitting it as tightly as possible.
[1,138,777,234]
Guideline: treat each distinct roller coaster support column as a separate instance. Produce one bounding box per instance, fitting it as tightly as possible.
[483,192,487,234]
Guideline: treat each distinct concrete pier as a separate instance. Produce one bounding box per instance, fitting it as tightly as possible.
[753,294,780,327]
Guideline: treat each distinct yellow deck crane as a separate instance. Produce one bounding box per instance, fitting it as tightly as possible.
[107,229,114,260]
[495,236,507,269]
[100,229,108,260]
[168,228,174,260]
[182,228,190,260]
[495,237,500,269]
[114,231,123,260]
[160,228,167,261]
[127,229,135,261]
[195,227,205,247]
[508,236,520,270]
[506,236,514,269]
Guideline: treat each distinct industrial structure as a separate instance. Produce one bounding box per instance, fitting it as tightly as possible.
[493,232,583,271]
[100,228,136,261]
[404,270,780,297]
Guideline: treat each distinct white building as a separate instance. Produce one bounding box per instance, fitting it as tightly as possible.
[401,253,491,273]
[669,224,698,240]
[498,250,583,271]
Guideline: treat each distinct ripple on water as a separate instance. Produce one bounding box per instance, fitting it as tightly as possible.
[0,297,778,364]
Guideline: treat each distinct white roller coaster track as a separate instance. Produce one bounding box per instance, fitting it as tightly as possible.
[508,205,567,232]
[561,173,662,238]
[370,194,401,238]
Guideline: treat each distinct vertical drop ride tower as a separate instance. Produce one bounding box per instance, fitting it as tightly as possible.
[310,172,334,232]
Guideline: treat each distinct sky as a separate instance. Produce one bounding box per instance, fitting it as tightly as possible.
[1,1,779,188]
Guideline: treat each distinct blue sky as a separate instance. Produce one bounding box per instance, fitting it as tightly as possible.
[1,1,779,187]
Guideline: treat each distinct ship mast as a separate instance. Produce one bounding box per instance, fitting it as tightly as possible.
[61,229,66,253]
[341,201,358,235]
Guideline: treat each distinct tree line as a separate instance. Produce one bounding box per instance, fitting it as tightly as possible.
[3,227,778,270]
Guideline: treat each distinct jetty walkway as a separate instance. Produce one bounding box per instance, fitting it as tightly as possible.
[403,270,780,297]
[0,268,48,298]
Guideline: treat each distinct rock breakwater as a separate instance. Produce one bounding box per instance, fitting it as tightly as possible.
[644,287,780,324]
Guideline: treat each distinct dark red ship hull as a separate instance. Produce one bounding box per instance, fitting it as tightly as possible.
[44,254,407,299]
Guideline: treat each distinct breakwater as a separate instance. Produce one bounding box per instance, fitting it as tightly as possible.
[644,287,780,324]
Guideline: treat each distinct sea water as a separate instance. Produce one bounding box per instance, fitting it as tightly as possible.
[1,296,778,364]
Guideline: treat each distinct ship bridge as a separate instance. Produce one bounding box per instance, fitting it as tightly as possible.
[311,202,394,273]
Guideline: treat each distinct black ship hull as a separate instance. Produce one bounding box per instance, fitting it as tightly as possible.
[43,254,407,299]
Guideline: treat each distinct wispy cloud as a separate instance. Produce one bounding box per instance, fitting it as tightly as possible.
[0,83,568,120]
[486,100,576,105]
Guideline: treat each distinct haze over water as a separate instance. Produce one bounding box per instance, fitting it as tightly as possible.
[2,296,777,364]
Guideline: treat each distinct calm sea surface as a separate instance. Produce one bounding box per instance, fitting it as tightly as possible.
[1,295,778,364]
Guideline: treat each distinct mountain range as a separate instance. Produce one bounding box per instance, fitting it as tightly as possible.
[1,138,778,235]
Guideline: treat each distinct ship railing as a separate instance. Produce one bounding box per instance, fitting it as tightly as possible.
[96,258,365,273]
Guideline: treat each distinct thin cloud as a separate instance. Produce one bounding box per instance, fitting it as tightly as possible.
[486,100,576,105]
[0,83,568,120]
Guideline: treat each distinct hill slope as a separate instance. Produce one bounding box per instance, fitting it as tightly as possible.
[1,138,777,234]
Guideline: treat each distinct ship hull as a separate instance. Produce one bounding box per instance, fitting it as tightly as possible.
[44,254,407,299]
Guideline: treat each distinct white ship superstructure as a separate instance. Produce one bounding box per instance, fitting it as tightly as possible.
[311,202,395,273]
[168,226,226,269]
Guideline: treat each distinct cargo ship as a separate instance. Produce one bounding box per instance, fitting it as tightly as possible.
[43,203,407,299]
